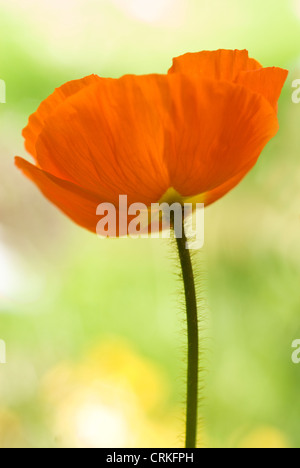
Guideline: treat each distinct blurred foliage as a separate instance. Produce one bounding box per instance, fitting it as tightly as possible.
[0,0,300,448]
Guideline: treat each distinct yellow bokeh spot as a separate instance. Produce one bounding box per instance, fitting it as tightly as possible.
[238,426,289,449]
[40,338,182,448]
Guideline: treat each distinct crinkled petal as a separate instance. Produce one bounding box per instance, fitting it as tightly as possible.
[164,76,279,197]
[33,75,173,205]
[169,50,288,111]
[236,67,288,111]
[169,49,261,80]
[23,75,100,159]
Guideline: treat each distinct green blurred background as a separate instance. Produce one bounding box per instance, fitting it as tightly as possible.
[0,0,300,448]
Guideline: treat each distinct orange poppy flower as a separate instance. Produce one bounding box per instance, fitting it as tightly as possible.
[15,50,288,236]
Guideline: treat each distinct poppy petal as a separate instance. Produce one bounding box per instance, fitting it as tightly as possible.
[15,156,101,233]
[23,75,100,159]
[169,50,288,111]
[187,159,257,206]
[169,49,261,80]
[236,67,289,110]
[33,75,172,205]
[15,157,152,237]
[164,76,279,198]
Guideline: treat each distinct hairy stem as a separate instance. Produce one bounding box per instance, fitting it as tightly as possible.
[174,217,199,448]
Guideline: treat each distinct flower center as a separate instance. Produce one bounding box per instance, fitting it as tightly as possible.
[159,187,185,205]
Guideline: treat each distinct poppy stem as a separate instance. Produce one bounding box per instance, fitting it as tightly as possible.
[174,216,199,449]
